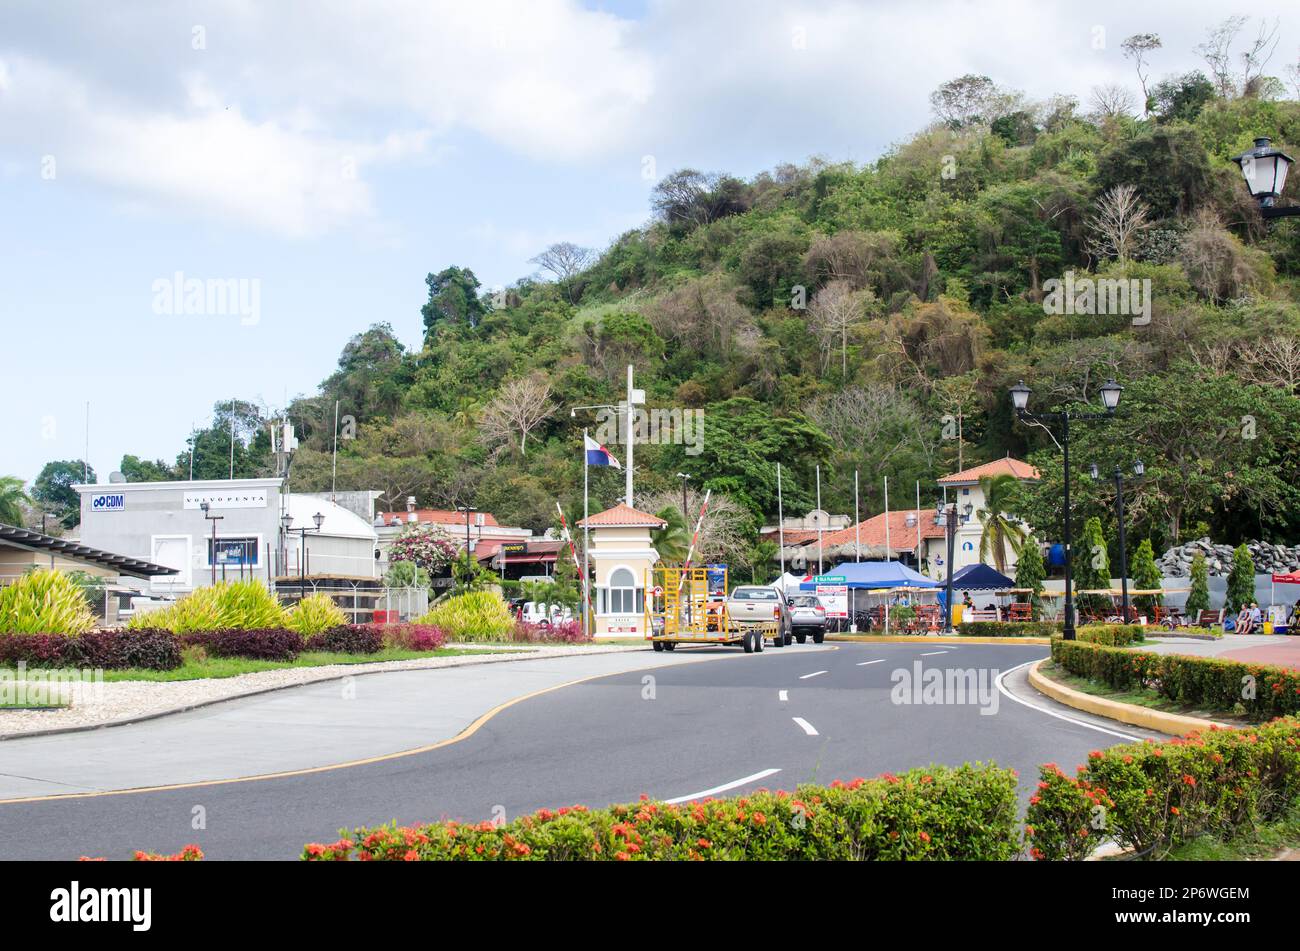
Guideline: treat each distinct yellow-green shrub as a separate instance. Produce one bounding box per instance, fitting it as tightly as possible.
[0,569,96,635]
[417,591,513,642]
[127,579,287,633]
[288,593,347,636]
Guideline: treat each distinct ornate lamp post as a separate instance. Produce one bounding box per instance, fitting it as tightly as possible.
[282,511,325,601]
[1089,459,1145,623]
[1011,379,1122,640]
[1232,137,1297,219]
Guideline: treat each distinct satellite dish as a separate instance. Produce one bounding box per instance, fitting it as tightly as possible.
[109,471,127,483]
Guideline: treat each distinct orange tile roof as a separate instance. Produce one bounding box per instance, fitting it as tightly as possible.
[577,503,667,528]
[819,509,946,550]
[760,529,822,546]
[938,457,1039,485]
[377,509,501,527]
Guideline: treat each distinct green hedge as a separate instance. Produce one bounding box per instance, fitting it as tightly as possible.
[956,621,1061,637]
[1051,640,1300,719]
[1073,624,1145,647]
[301,764,1021,861]
[1026,715,1300,860]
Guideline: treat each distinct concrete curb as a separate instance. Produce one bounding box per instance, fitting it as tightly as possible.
[0,644,643,743]
[1027,658,1229,734]
[828,634,1052,645]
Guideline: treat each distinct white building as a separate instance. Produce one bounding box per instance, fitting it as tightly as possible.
[74,477,378,596]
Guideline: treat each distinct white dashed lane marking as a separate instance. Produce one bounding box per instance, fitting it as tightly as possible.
[792,717,819,736]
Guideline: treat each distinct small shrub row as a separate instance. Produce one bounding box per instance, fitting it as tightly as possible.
[127,579,288,633]
[307,624,384,655]
[1026,716,1300,860]
[80,844,204,862]
[1051,639,1300,719]
[301,763,1021,861]
[509,620,590,644]
[374,623,448,652]
[287,593,347,636]
[182,627,304,661]
[0,629,183,670]
[956,621,1061,637]
[1073,624,1145,647]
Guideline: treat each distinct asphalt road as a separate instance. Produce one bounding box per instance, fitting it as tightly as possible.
[0,641,1144,860]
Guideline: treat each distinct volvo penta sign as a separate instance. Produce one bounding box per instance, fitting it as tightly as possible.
[90,493,126,512]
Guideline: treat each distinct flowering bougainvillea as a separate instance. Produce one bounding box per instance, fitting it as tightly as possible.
[388,524,458,574]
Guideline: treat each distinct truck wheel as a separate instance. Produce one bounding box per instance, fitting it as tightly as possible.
[743,630,755,653]
[795,632,807,644]
[771,630,784,647]
[813,630,825,644]
[652,640,664,652]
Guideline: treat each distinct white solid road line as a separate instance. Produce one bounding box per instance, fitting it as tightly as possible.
[778,689,789,701]
[920,651,950,656]
[792,717,819,736]
[994,660,1141,742]
[663,768,782,804]
[856,659,885,666]
[799,670,828,680]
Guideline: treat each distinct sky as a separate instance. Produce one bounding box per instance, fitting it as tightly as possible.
[1,0,1297,486]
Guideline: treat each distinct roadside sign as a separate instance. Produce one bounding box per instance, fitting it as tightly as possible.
[815,581,849,618]
[651,585,664,597]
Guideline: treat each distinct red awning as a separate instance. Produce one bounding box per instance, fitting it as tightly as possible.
[1272,572,1300,584]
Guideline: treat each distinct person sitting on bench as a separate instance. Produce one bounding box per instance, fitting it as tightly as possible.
[1236,607,1255,634]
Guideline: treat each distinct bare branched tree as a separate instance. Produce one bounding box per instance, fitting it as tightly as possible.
[530,242,596,282]
[478,374,555,457]
[1089,83,1137,120]
[1196,16,1247,98]
[808,280,873,376]
[1121,33,1162,115]
[1086,184,1151,263]
[1239,336,1300,393]
[1239,18,1282,98]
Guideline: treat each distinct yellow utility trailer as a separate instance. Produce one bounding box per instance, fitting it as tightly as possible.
[644,566,780,652]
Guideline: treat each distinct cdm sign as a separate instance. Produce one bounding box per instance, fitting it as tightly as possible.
[91,493,125,512]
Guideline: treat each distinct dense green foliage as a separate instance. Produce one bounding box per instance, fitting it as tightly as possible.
[0,569,96,635]
[27,62,1300,572]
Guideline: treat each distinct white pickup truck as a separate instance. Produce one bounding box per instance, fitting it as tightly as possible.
[725,585,792,651]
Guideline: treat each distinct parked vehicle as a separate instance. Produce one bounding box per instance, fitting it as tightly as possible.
[725,585,792,651]
[787,594,828,644]
[519,601,573,626]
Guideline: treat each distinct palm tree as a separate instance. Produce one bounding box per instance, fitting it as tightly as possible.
[650,506,690,565]
[0,476,29,527]
[976,473,1027,573]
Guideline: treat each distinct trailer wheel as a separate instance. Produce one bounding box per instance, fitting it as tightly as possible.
[652,640,664,652]
[742,630,755,653]
[663,642,676,652]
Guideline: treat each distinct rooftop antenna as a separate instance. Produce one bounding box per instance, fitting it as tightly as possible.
[228,399,236,480]
[331,399,340,503]
[83,402,90,482]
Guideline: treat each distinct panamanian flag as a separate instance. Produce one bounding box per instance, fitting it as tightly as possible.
[584,434,621,469]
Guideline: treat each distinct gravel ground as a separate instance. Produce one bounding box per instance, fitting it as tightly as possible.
[0,643,642,738]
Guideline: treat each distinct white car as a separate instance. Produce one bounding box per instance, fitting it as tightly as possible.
[519,601,574,626]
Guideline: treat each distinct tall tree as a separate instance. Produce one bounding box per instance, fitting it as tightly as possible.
[32,460,94,529]
[422,266,486,338]
[650,506,690,565]
[1120,33,1162,115]
[1225,543,1255,613]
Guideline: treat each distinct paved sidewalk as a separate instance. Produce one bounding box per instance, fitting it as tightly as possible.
[1142,634,1300,670]
[0,647,756,800]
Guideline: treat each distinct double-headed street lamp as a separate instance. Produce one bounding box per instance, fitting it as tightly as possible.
[201,502,225,586]
[1089,459,1145,624]
[1010,379,1122,640]
[1232,137,1297,220]
[456,505,477,592]
[281,510,325,600]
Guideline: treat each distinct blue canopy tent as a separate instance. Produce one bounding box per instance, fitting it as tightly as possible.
[949,563,1015,591]
[797,560,941,591]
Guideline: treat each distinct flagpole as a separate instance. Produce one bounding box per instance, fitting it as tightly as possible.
[884,476,890,636]
[854,469,861,563]
[557,501,592,629]
[776,463,785,583]
[915,480,921,572]
[583,429,591,638]
[815,464,823,575]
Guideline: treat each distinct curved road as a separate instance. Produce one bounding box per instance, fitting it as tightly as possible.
[0,642,1147,859]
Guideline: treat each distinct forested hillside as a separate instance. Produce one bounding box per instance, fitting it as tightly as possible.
[44,28,1300,572]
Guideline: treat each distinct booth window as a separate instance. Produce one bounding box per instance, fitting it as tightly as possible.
[605,567,642,614]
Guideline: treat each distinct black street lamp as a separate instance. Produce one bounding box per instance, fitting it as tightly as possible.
[1232,137,1298,219]
[1011,379,1122,640]
[937,500,974,633]
[282,511,325,601]
[456,505,477,592]
[201,502,225,586]
[1089,459,1145,624]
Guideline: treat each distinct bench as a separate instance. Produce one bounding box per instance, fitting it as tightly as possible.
[1195,609,1223,628]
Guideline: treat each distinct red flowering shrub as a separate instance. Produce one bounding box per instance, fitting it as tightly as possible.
[509,620,590,644]
[1025,716,1300,859]
[79,844,204,862]
[1051,639,1300,719]
[302,764,1020,861]
[182,628,302,661]
[377,623,448,652]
